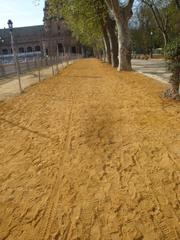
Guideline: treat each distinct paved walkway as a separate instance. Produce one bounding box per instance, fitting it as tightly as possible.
[0,59,179,240]
[132,59,171,84]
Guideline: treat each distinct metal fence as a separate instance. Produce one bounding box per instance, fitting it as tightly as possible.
[0,53,81,79]
[0,53,82,100]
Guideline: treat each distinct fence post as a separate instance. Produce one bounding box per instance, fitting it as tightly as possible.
[15,58,22,92]
[37,56,41,82]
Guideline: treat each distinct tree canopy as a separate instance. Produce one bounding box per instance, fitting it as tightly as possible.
[49,0,104,48]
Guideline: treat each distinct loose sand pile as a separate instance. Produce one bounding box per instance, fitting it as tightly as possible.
[0,59,180,240]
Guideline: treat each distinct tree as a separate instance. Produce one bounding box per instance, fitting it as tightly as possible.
[105,0,135,71]
[49,0,103,54]
[49,0,119,67]
[175,0,180,9]
[132,0,180,53]
[141,0,170,48]
[91,0,118,67]
[168,1,180,40]
[131,3,163,55]
[106,17,118,67]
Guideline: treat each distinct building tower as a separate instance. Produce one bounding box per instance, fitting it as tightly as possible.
[43,0,80,56]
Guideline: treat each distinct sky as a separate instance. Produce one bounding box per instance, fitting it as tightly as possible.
[0,0,45,29]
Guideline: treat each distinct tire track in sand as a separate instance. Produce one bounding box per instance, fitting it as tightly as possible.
[36,94,75,240]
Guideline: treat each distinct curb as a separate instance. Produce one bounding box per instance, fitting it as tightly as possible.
[136,70,169,85]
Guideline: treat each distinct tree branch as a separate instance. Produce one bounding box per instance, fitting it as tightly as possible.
[175,0,180,9]
[126,0,134,9]
[105,0,113,10]
[142,0,166,32]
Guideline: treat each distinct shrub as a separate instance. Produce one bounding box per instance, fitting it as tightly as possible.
[164,38,180,99]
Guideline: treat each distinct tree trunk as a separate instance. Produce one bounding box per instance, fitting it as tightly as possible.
[102,49,106,62]
[105,0,134,70]
[164,67,180,99]
[162,31,168,49]
[93,46,97,58]
[106,19,119,67]
[116,17,132,71]
[170,68,180,95]
[103,38,107,62]
[81,46,85,58]
[93,46,102,60]
[103,29,111,64]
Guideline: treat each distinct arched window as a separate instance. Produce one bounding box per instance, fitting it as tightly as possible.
[19,47,24,53]
[57,43,64,53]
[35,46,41,52]
[27,47,33,52]
[2,49,8,55]
[71,46,76,54]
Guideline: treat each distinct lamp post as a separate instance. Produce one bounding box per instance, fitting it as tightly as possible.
[7,19,22,93]
[150,31,153,58]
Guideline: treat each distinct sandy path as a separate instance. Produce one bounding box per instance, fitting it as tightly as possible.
[0,59,180,240]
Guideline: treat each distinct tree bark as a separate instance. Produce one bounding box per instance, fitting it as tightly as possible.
[105,0,134,71]
[142,0,169,50]
[116,16,132,71]
[81,46,85,58]
[169,68,180,96]
[103,28,111,64]
[162,31,168,48]
[106,18,119,67]
[103,38,107,62]
[102,48,106,61]
[164,61,180,99]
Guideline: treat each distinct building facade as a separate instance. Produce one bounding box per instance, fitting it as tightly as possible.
[0,0,81,57]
